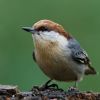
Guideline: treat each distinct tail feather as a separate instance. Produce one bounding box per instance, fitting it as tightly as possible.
[85,65,96,75]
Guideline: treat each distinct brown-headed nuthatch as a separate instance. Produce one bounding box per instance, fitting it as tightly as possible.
[22,20,96,88]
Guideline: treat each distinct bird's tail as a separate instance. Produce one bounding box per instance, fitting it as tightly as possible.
[85,65,97,75]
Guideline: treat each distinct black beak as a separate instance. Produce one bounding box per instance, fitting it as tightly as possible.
[22,27,35,33]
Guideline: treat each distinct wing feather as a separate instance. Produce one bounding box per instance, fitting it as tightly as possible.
[68,39,89,64]
[68,39,96,75]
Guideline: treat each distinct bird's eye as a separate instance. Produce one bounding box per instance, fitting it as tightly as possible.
[37,26,49,31]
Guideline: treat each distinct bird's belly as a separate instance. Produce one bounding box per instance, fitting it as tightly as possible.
[36,54,78,81]
[43,64,78,82]
[35,42,84,82]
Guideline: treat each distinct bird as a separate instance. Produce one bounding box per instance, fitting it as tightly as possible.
[22,19,96,89]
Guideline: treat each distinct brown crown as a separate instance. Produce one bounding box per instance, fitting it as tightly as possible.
[33,20,71,39]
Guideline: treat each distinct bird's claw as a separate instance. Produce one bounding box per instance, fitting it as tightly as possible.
[31,80,63,91]
[41,83,59,90]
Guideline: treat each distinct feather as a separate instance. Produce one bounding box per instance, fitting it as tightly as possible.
[68,38,96,74]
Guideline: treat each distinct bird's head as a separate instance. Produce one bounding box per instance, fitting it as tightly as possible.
[22,20,72,47]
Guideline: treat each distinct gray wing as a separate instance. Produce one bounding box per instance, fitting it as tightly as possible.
[71,47,89,64]
[68,39,96,75]
[68,39,89,64]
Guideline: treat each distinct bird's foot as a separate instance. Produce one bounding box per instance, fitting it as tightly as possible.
[42,83,58,90]
[40,80,63,91]
[31,80,63,91]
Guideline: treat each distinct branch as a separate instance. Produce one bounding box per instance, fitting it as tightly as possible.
[0,85,99,100]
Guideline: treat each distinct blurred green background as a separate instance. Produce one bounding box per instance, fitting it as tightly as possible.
[0,0,100,91]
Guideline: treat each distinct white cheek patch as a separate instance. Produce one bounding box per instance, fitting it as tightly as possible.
[41,31,59,41]
[41,31,68,44]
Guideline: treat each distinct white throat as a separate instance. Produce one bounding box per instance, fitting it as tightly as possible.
[32,31,69,47]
